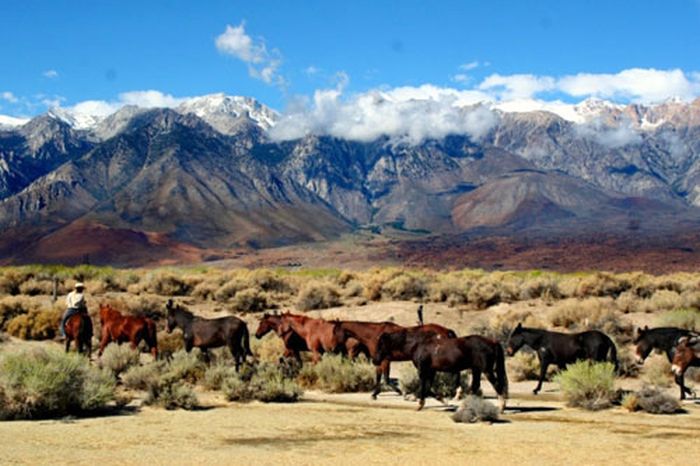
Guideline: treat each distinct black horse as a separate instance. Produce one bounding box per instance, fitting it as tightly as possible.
[506,323,618,395]
[634,326,697,399]
[165,300,252,371]
[379,331,507,411]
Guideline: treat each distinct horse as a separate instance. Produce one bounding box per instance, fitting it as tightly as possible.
[276,312,346,363]
[166,300,252,371]
[98,303,158,358]
[64,312,93,358]
[633,326,697,399]
[337,321,457,399]
[255,312,310,364]
[408,332,508,412]
[671,336,700,398]
[506,323,618,395]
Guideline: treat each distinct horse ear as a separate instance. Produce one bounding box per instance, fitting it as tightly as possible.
[166,299,173,311]
[516,322,522,329]
[643,325,649,331]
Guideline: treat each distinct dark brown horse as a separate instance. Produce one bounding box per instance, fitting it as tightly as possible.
[64,312,93,358]
[98,303,158,358]
[166,300,252,371]
[506,324,618,395]
[336,321,457,399]
[255,313,310,364]
[276,312,346,363]
[671,335,700,399]
[402,332,508,411]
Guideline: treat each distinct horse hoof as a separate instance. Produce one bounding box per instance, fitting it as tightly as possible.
[533,390,539,395]
[371,394,378,401]
[417,401,425,411]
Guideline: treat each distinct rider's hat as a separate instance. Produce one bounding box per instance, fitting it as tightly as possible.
[74,282,85,289]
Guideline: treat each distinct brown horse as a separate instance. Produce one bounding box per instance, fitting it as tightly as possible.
[335,320,457,399]
[255,313,310,363]
[98,303,158,358]
[671,335,700,398]
[276,312,346,363]
[64,312,93,358]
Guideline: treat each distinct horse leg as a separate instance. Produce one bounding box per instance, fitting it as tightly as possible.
[384,361,402,396]
[675,373,688,400]
[452,372,463,402]
[65,337,71,353]
[418,368,434,411]
[470,368,483,397]
[229,341,241,373]
[98,332,110,357]
[534,357,550,395]
[371,364,383,400]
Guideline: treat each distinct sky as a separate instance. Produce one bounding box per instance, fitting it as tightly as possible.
[1,0,700,121]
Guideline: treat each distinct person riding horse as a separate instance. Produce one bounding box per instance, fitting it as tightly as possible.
[60,282,88,338]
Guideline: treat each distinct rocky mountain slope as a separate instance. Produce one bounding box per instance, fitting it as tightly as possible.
[1,94,700,265]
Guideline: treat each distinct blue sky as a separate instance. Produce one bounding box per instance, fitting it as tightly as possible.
[1,0,700,118]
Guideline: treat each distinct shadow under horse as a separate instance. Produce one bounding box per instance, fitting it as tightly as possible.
[506,323,618,395]
[634,326,697,399]
[166,299,252,371]
[64,312,93,358]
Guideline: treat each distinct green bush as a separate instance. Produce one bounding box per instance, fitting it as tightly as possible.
[144,373,199,410]
[451,396,500,423]
[641,355,673,388]
[222,362,302,402]
[296,281,341,311]
[122,361,166,390]
[555,361,616,410]
[658,309,700,331]
[166,349,206,383]
[298,354,375,393]
[381,273,429,300]
[0,348,115,419]
[398,365,466,399]
[203,361,238,390]
[100,344,140,377]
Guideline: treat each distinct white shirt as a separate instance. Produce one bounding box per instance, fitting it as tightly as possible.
[66,290,86,310]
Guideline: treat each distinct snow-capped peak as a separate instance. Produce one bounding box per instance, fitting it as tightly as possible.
[0,114,30,128]
[47,107,105,130]
[177,93,278,131]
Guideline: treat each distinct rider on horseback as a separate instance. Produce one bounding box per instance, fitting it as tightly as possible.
[60,282,88,338]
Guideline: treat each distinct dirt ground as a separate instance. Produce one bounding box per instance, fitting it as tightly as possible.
[1,386,698,466]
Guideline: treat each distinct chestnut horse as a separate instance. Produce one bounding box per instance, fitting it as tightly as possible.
[64,312,93,358]
[255,313,309,364]
[276,312,346,363]
[98,303,158,358]
[671,335,700,399]
[335,320,457,399]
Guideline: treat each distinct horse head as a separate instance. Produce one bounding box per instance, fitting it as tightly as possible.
[255,313,278,339]
[506,322,525,356]
[633,326,653,364]
[671,336,693,376]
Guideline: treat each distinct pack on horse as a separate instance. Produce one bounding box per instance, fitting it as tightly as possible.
[402,332,508,412]
[506,323,618,395]
[166,300,252,371]
[255,312,310,364]
[337,321,457,399]
[671,335,700,399]
[276,312,346,363]
[64,312,93,357]
[634,326,697,399]
[98,303,158,358]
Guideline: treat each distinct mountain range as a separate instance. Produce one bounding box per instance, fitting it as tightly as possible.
[2,94,700,267]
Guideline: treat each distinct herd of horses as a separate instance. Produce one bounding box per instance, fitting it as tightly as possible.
[63,301,700,410]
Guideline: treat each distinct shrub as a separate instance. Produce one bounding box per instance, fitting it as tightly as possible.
[156,331,184,357]
[554,361,616,410]
[122,361,166,390]
[296,281,341,311]
[549,298,625,336]
[616,346,641,378]
[621,392,639,412]
[575,272,630,298]
[100,344,140,378]
[634,385,682,414]
[641,355,672,388]
[203,361,238,390]
[230,288,269,313]
[0,348,115,420]
[222,362,302,402]
[429,274,468,306]
[298,354,375,393]
[507,352,542,382]
[6,308,60,340]
[142,271,194,296]
[658,309,700,331]
[451,396,500,423]
[214,278,247,302]
[0,296,37,328]
[18,278,54,296]
[250,335,286,363]
[382,273,429,300]
[166,349,206,383]
[144,373,199,410]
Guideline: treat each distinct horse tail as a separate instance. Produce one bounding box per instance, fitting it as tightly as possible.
[494,342,508,398]
[241,324,253,357]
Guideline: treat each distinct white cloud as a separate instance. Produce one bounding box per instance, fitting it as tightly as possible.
[459,61,480,71]
[479,73,557,100]
[215,22,285,87]
[1,91,18,103]
[451,74,470,84]
[43,69,59,79]
[304,65,320,76]
[573,117,642,148]
[269,84,498,144]
[66,90,187,117]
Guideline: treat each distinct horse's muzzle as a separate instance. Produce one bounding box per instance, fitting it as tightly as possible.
[506,347,514,356]
[671,364,682,376]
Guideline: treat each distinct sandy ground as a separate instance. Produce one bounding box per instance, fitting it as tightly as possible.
[1,387,699,466]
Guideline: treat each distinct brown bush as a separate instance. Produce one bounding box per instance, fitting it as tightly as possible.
[381,272,429,300]
[0,296,37,328]
[6,307,61,340]
[549,298,626,337]
[230,288,269,313]
[297,280,341,311]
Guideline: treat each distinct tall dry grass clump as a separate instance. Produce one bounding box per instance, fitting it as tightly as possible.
[297,280,341,311]
[298,354,375,393]
[555,361,616,410]
[549,297,624,336]
[658,309,700,331]
[222,362,302,402]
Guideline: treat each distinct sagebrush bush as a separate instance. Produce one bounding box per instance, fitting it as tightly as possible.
[641,355,672,388]
[549,298,622,335]
[222,362,301,402]
[507,352,542,382]
[298,354,375,393]
[381,272,429,300]
[0,296,37,328]
[156,330,184,357]
[18,278,54,296]
[555,361,616,410]
[575,272,630,298]
[144,373,199,410]
[100,344,140,377]
[142,271,196,296]
[616,346,641,378]
[6,308,60,340]
[122,361,166,390]
[634,385,682,414]
[0,348,115,419]
[296,280,341,311]
[250,335,286,363]
[166,349,206,383]
[230,288,269,313]
[451,396,500,423]
[658,309,700,331]
[203,361,238,390]
[399,365,466,399]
